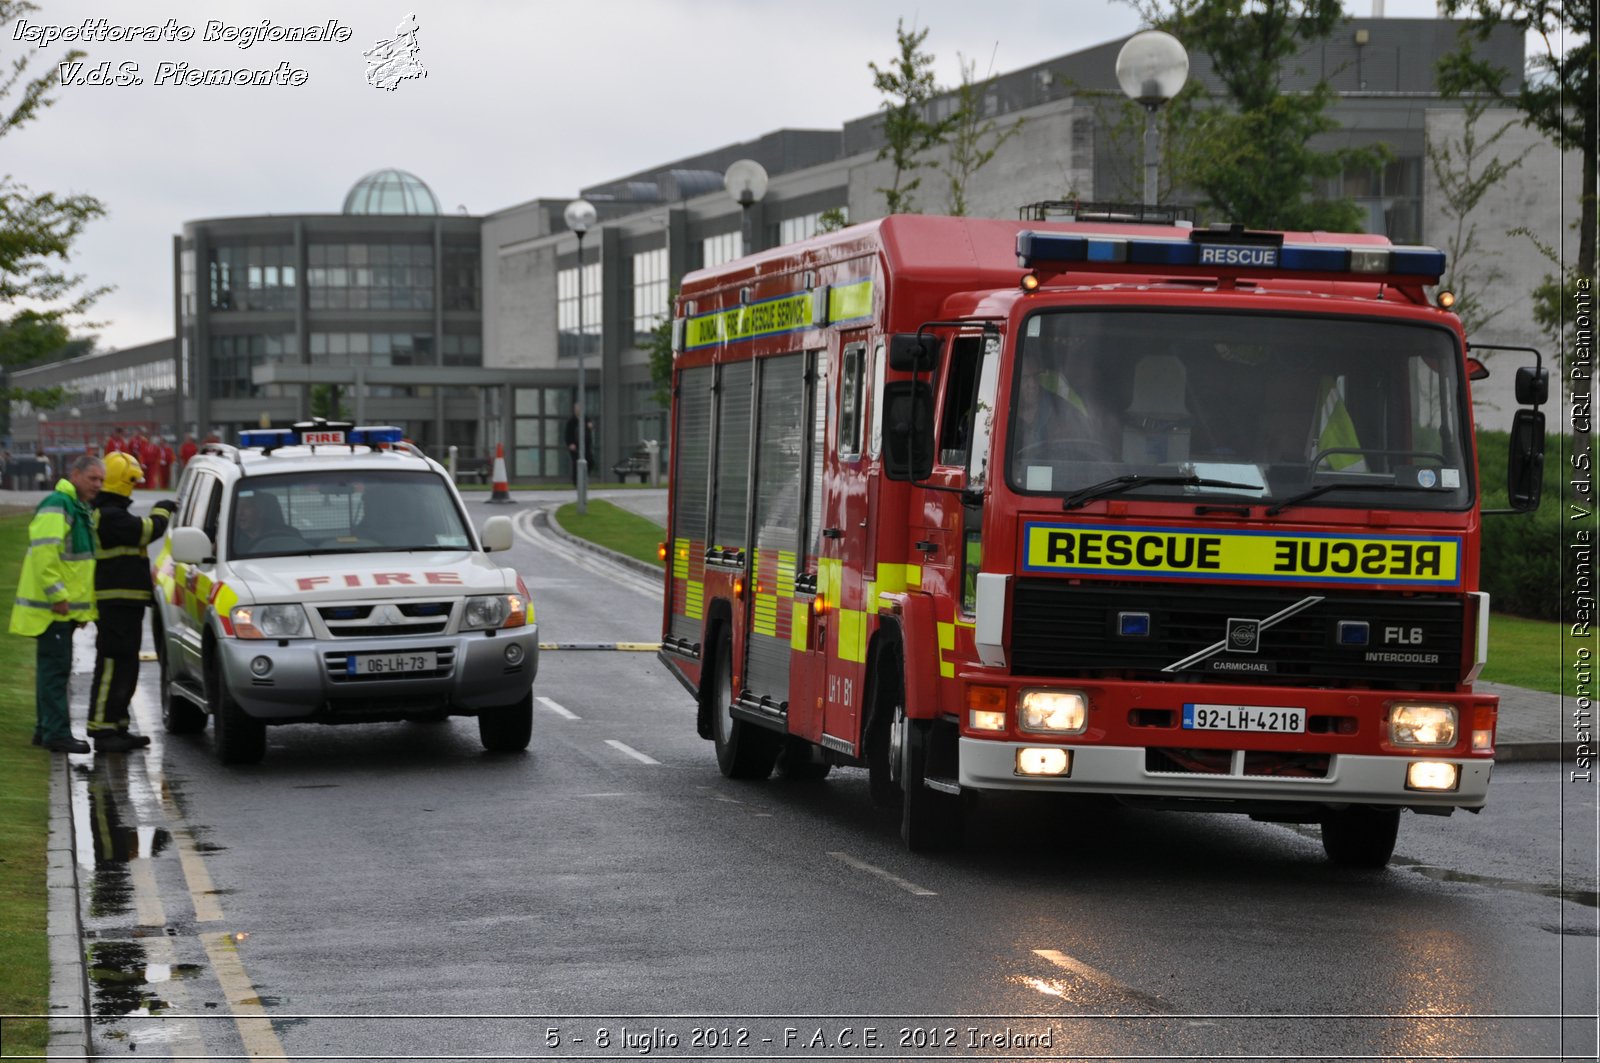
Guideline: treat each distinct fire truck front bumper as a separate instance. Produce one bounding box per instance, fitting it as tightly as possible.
[958,739,1490,810]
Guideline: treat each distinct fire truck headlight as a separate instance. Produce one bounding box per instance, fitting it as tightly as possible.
[1389,703,1458,747]
[230,604,310,639]
[1018,689,1088,734]
[1016,747,1071,776]
[1406,761,1460,792]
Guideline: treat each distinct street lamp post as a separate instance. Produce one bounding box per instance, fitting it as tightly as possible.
[723,159,769,256]
[564,198,598,515]
[1115,30,1190,208]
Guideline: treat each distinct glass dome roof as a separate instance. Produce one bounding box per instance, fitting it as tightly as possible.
[342,169,440,215]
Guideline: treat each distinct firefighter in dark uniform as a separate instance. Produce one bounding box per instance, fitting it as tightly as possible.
[89,452,176,752]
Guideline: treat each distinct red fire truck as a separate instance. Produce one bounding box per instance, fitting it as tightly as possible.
[657,214,1547,865]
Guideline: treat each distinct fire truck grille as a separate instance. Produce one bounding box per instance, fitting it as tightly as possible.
[1011,581,1463,690]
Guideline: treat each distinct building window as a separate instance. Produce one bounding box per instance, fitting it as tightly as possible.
[208,334,298,398]
[557,260,601,360]
[208,245,296,311]
[779,209,846,245]
[1317,156,1422,244]
[442,245,480,311]
[308,332,435,397]
[307,242,434,311]
[701,231,741,270]
[441,334,482,367]
[632,247,668,347]
[513,385,599,479]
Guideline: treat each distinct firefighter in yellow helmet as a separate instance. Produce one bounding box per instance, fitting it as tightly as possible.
[88,451,177,752]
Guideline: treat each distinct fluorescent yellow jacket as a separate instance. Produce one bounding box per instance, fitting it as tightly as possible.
[9,479,98,636]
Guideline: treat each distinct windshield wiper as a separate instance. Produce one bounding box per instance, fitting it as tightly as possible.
[1061,475,1265,511]
[1266,482,1447,517]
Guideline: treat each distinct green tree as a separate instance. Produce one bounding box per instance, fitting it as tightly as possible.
[815,207,849,234]
[0,0,108,409]
[646,295,675,411]
[1437,0,1595,283]
[942,51,1024,216]
[1131,0,1389,230]
[1426,97,1532,334]
[869,19,958,215]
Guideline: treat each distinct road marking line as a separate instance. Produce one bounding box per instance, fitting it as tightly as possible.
[828,851,938,896]
[171,827,225,923]
[605,739,661,765]
[129,856,167,927]
[200,932,290,1060]
[1034,948,1170,1011]
[536,696,580,720]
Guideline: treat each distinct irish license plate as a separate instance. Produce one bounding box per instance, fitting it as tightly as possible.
[1182,703,1305,733]
[347,651,437,676]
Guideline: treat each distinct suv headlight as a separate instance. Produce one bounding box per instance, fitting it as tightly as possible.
[1389,702,1458,747]
[1018,689,1088,734]
[231,604,311,640]
[463,593,528,630]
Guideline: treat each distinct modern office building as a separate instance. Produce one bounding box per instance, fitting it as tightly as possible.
[175,168,488,456]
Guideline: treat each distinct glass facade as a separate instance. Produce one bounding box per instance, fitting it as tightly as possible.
[307,242,434,310]
[701,231,740,269]
[208,245,296,311]
[514,385,599,479]
[779,208,846,245]
[209,334,298,398]
[443,245,481,311]
[632,247,669,346]
[557,260,601,360]
[1318,156,1423,243]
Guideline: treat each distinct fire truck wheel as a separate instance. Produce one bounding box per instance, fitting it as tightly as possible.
[864,661,903,808]
[711,635,780,779]
[209,661,266,765]
[900,715,964,852]
[478,691,534,753]
[1319,807,1400,868]
[158,627,206,735]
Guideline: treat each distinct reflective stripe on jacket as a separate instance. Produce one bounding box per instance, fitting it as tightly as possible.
[10,479,97,635]
[93,493,169,606]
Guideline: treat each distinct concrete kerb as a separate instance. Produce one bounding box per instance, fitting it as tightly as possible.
[540,505,665,582]
[46,754,90,1058]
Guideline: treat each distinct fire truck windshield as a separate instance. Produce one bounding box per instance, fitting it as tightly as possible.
[1006,309,1471,511]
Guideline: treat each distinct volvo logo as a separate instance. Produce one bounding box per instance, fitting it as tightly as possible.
[1226,618,1260,653]
[1162,596,1324,673]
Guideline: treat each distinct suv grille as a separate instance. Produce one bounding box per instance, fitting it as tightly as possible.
[318,602,453,638]
[1011,581,1463,690]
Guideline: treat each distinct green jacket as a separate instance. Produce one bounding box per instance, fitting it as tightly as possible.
[10,479,98,636]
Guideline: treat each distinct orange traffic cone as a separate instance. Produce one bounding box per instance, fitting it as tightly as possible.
[485,443,514,504]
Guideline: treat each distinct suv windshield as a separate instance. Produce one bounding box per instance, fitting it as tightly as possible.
[229,469,473,559]
[1006,310,1471,511]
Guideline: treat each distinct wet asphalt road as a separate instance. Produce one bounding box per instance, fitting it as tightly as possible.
[63,497,1599,1061]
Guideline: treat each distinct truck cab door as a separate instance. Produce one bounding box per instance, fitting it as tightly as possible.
[820,332,875,753]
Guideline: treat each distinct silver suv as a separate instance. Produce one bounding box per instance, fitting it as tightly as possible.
[152,424,538,763]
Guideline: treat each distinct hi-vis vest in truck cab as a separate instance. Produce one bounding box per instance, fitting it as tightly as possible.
[657,214,1549,866]
[153,422,538,764]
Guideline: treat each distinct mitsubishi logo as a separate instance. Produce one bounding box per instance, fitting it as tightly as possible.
[378,604,404,624]
[1163,596,1324,673]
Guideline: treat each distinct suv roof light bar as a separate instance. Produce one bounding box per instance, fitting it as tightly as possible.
[238,421,406,454]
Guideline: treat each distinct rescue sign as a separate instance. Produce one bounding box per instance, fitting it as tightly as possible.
[685,292,814,350]
[1021,522,1461,586]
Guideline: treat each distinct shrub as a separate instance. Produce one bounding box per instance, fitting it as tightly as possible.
[1476,429,1568,621]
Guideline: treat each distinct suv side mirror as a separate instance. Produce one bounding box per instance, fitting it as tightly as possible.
[481,515,514,552]
[1506,408,1545,512]
[169,526,212,564]
[1515,365,1549,406]
[888,333,939,372]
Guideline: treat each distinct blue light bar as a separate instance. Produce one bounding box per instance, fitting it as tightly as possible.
[1017,230,1446,282]
[238,428,296,448]
[237,425,405,449]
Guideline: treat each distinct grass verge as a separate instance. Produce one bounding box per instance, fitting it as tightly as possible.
[0,513,49,1057]
[1481,613,1563,695]
[554,500,665,569]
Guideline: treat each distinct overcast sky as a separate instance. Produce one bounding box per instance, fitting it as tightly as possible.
[15,0,1448,351]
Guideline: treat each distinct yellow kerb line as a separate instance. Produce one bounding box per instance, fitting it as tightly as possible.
[201,931,291,1060]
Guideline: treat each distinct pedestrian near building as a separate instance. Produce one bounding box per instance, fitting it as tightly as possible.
[178,433,198,475]
[10,455,104,753]
[563,404,595,486]
[147,436,175,489]
[89,452,175,752]
[103,429,125,456]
